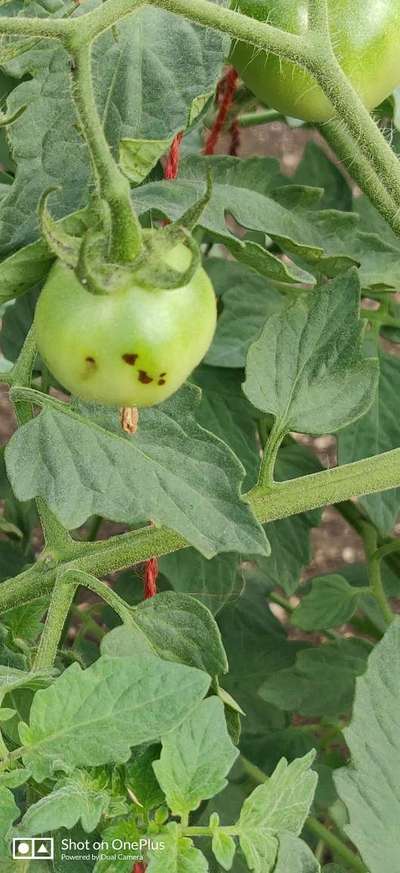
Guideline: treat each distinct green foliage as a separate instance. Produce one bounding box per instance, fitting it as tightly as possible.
[0,2,399,871]
[153,697,238,816]
[5,387,268,557]
[19,652,210,780]
[243,271,378,435]
[292,576,360,630]
[238,752,317,872]
[335,619,400,873]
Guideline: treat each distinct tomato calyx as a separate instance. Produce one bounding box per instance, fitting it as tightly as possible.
[39,174,213,296]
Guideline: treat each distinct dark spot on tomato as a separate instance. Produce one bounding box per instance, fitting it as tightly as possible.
[138,370,153,384]
[86,356,96,364]
[160,372,166,377]
[122,353,138,366]
[158,379,166,385]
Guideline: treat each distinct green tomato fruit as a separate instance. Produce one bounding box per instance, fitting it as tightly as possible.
[230,0,400,122]
[35,243,216,407]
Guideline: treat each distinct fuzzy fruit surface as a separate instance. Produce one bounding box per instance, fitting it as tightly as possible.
[230,0,400,122]
[35,245,217,407]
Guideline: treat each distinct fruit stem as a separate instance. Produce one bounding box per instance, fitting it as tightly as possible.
[69,43,143,263]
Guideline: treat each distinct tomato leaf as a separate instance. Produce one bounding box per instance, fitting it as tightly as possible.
[6,384,268,558]
[338,349,400,534]
[15,770,112,835]
[160,550,241,615]
[260,639,370,718]
[0,5,227,257]
[238,752,317,873]
[153,697,238,816]
[204,260,285,369]
[335,619,400,873]
[292,575,360,631]
[243,270,378,434]
[19,652,210,781]
[0,786,19,859]
[101,591,228,677]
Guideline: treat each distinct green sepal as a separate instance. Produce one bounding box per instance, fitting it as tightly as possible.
[38,188,81,268]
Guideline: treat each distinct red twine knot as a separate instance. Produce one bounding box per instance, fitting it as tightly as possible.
[144,557,159,599]
[164,131,184,180]
[203,67,239,156]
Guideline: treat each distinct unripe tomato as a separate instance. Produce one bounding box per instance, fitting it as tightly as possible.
[230,0,400,122]
[35,243,216,407]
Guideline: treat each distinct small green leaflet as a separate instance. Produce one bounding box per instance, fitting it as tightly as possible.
[243,270,378,435]
[19,651,210,781]
[292,576,360,630]
[260,639,370,718]
[16,769,112,835]
[210,814,236,871]
[147,822,208,873]
[237,752,318,873]
[6,385,268,559]
[335,619,400,873]
[153,698,238,816]
[101,591,228,677]
[0,786,19,858]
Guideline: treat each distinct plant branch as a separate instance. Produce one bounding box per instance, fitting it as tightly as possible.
[69,43,142,262]
[238,108,284,128]
[34,573,78,669]
[258,421,287,488]
[359,522,395,625]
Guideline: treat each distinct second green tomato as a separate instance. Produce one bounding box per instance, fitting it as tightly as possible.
[231,0,400,122]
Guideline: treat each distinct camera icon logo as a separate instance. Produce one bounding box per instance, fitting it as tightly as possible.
[12,837,54,860]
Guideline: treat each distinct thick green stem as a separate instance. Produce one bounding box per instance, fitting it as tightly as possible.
[70,44,142,262]
[249,445,400,523]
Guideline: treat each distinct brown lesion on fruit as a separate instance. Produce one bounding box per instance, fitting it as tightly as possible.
[85,356,96,364]
[122,353,138,366]
[138,370,153,384]
[158,372,167,386]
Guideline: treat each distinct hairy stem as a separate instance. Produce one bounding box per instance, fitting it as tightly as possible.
[321,120,400,234]
[34,575,78,669]
[70,44,142,262]
[258,422,286,487]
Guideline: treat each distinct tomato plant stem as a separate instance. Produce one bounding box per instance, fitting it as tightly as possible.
[34,575,78,669]
[69,44,143,262]
[258,422,287,487]
[321,120,400,235]
[359,522,395,625]
[238,108,283,127]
